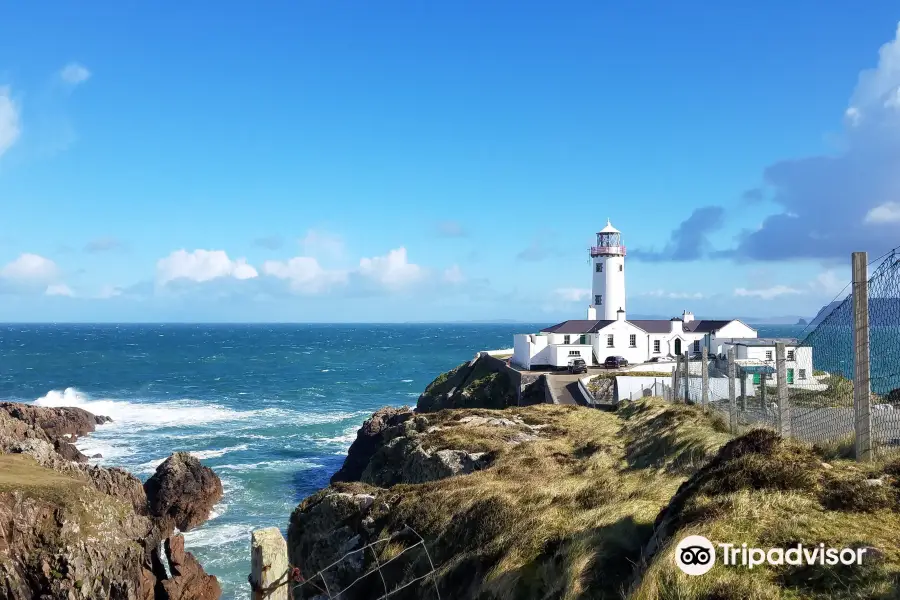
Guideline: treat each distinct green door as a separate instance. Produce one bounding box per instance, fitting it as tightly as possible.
[787,369,794,384]
[753,373,760,385]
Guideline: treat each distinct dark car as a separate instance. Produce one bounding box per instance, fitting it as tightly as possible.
[568,358,588,374]
[604,356,628,369]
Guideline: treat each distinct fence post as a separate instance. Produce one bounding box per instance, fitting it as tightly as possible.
[852,251,873,462]
[683,351,690,403]
[701,346,709,410]
[672,355,681,403]
[727,348,737,433]
[739,375,747,411]
[775,342,791,438]
[251,528,289,600]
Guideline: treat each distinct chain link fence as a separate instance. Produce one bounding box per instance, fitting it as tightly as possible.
[663,249,900,461]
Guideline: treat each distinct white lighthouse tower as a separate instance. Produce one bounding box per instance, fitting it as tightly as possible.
[588,220,626,320]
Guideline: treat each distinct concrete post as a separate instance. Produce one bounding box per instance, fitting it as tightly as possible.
[739,375,747,411]
[672,356,681,403]
[775,342,791,438]
[251,528,289,600]
[761,373,767,408]
[727,348,737,433]
[701,346,709,410]
[852,251,873,462]
[683,351,690,403]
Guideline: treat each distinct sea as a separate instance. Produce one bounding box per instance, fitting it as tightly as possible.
[0,322,804,599]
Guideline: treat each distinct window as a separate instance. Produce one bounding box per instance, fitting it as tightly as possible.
[596,263,603,273]
[563,335,570,344]
[799,369,807,380]
[787,350,795,361]
[619,265,623,272]
[693,340,701,352]
[629,334,636,348]
[607,334,614,348]
[579,334,587,345]
[568,350,580,356]
[765,351,773,361]
[653,340,661,353]
[594,294,602,305]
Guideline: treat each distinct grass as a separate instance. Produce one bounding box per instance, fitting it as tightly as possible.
[631,430,900,600]
[320,398,734,600]
[0,454,87,503]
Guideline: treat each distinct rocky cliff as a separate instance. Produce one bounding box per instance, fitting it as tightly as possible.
[0,402,222,600]
[287,364,900,600]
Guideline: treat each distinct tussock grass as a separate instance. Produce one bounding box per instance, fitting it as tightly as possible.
[359,399,733,599]
[631,428,900,600]
[0,454,86,502]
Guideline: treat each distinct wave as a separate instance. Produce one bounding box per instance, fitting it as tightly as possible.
[214,459,322,473]
[134,444,251,474]
[32,388,369,431]
[182,523,254,549]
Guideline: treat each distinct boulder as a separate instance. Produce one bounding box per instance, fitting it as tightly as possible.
[145,452,223,531]
[54,438,89,463]
[331,406,414,484]
[158,534,222,600]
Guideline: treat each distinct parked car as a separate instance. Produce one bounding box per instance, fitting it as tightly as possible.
[567,358,588,374]
[604,356,628,369]
[690,352,703,360]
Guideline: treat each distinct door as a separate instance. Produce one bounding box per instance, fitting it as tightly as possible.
[787,368,794,384]
[674,339,681,356]
[753,373,761,385]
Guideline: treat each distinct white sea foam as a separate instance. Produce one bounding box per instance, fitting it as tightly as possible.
[401,379,413,383]
[32,388,366,431]
[182,523,253,548]
[215,459,322,473]
[190,444,250,460]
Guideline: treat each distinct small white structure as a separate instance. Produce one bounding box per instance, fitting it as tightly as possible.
[721,338,815,387]
[512,220,765,370]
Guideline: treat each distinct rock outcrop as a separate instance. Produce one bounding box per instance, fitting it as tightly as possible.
[144,452,224,531]
[0,401,221,600]
[158,534,222,600]
[331,406,414,484]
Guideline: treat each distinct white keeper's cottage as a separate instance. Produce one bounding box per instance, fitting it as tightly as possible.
[512,220,805,375]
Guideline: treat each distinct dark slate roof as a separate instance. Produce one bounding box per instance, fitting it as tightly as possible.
[626,320,674,333]
[540,319,614,334]
[685,320,734,333]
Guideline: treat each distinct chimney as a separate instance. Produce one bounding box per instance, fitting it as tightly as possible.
[617,308,626,322]
[587,306,597,320]
[682,311,695,324]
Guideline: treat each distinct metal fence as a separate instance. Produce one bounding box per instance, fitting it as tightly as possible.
[249,526,441,600]
[664,250,900,461]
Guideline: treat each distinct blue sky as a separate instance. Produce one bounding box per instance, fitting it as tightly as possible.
[2,1,900,322]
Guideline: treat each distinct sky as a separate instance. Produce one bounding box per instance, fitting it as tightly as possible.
[2,1,900,322]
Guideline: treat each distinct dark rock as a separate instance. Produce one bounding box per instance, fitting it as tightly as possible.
[159,534,222,600]
[0,401,105,442]
[145,452,223,531]
[331,406,414,484]
[54,438,89,463]
[92,453,103,458]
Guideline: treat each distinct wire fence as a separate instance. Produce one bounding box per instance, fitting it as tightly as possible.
[250,525,441,600]
[659,249,900,461]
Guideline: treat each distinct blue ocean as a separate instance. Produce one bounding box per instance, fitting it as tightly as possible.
[0,322,803,598]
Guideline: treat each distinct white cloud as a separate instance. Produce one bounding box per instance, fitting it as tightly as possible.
[156,249,259,285]
[357,247,423,288]
[552,287,590,303]
[301,230,344,260]
[1,253,59,282]
[443,265,465,284]
[864,201,900,224]
[262,256,347,294]
[45,283,74,297]
[60,63,91,85]
[734,285,803,300]
[0,86,21,158]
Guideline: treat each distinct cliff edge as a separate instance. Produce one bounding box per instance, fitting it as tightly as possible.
[287,364,900,600]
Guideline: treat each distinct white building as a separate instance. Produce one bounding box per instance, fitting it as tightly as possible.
[720,338,815,387]
[512,220,760,370]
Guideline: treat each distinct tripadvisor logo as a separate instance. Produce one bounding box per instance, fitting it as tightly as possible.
[674,535,870,576]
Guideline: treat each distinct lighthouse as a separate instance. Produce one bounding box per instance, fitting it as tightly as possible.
[588,220,626,320]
